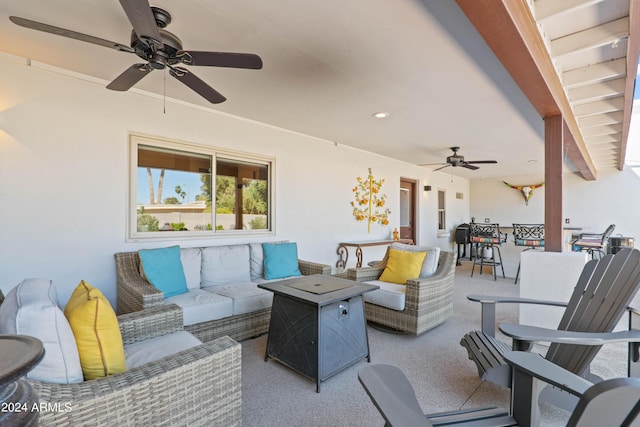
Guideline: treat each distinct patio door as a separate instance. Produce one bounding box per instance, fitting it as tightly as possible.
[399,179,416,242]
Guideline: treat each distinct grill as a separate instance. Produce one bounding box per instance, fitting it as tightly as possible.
[608,236,634,254]
[455,224,471,264]
[455,224,471,244]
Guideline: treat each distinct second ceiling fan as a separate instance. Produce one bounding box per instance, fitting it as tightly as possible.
[10,0,263,104]
[421,146,497,171]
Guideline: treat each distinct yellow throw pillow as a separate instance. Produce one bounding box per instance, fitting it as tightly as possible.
[64,280,126,380]
[379,248,427,284]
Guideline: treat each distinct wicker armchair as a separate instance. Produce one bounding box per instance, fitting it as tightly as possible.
[347,251,456,335]
[115,250,331,343]
[28,304,241,427]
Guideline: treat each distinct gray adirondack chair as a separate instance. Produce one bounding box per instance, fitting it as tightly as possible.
[460,247,640,409]
[358,354,640,427]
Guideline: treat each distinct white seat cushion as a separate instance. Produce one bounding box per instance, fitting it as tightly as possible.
[0,278,83,384]
[125,331,202,369]
[203,283,273,316]
[362,280,406,311]
[165,289,233,326]
[201,245,251,286]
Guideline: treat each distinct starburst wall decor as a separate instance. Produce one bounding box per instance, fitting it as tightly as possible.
[351,168,390,233]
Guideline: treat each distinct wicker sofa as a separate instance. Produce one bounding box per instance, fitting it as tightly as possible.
[115,243,332,342]
[347,250,456,335]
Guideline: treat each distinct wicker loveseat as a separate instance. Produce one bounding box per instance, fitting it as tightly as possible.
[28,304,241,426]
[347,250,456,335]
[115,243,332,342]
[0,277,242,426]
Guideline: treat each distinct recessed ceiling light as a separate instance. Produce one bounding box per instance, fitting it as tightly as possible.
[528,159,537,163]
[372,112,390,119]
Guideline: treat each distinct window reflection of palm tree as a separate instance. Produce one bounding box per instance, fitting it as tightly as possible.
[146,167,165,204]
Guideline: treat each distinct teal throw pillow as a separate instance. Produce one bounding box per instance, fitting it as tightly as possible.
[139,246,188,298]
[262,242,302,280]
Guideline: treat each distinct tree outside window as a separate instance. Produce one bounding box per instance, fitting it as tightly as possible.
[131,136,272,239]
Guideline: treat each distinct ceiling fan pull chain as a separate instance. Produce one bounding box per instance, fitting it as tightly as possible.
[163,68,166,114]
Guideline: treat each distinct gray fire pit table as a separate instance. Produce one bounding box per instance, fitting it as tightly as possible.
[258,274,378,392]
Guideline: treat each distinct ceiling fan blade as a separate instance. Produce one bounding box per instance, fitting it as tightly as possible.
[106,64,152,91]
[432,165,452,172]
[179,51,263,69]
[9,16,133,53]
[169,66,226,104]
[119,0,163,49]
[461,164,480,170]
[466,160,498,164]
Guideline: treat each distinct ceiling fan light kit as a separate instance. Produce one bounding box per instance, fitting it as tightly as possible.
[9,0,262,104]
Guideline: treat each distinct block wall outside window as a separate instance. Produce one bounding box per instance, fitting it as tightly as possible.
[128,134,274,240]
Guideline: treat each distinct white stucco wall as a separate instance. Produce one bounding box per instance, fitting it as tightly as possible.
[470,167,640,278]
[469,176,546,277]
[0,54,470,305]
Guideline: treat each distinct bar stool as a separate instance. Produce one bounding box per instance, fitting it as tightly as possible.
[469,223,506,280]
[512,223,545,284]
[572,224,616,259]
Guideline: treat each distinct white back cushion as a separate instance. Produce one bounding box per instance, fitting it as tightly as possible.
[390,243,441,277]
[201,245,251,286]
[0,278,83,383]
[180,247,202,290]
[249,243,266,281]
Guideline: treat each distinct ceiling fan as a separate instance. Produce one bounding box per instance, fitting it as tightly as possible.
[9,0,263,104]
[420,146,497,171]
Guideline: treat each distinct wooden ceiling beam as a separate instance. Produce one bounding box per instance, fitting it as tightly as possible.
[568,78,626,104]
[563,58,626,88]
[578,111,624,127]
[455,0,596,180]
[550,17,629,57]
[535,0,607,21]
[573,97,624,116]
[581,123,623,136]
[619,0,640,170]
[588,147,618,154]
[585,133,622,144]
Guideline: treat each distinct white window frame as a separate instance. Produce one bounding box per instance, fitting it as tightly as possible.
[437,189,446,231]
[128,133,275,241]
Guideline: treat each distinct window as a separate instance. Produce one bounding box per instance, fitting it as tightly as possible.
[399,188,410,229]
[129,134,273,240]
[437,190,446,230]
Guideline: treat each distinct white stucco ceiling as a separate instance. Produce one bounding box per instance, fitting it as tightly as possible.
[0,0,635,180]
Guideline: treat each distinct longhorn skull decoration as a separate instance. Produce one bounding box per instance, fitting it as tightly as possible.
[503,181,544,206]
